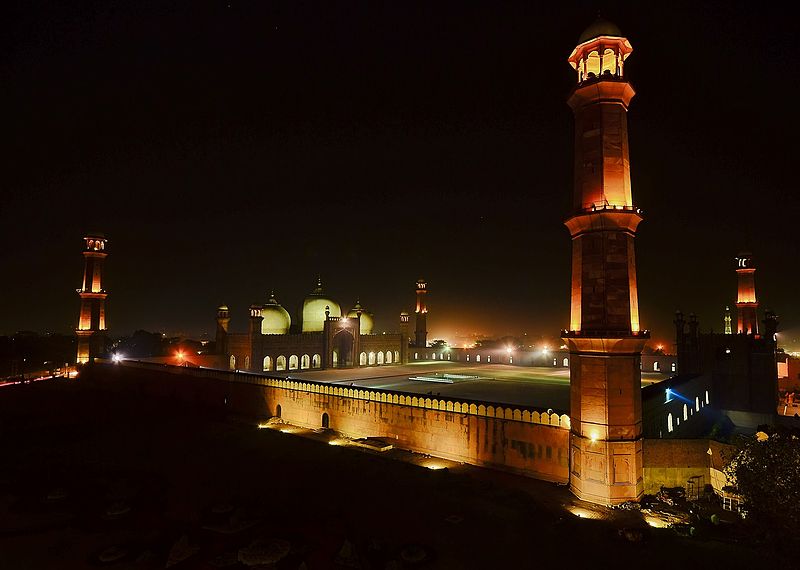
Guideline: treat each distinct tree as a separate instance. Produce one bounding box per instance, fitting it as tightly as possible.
[725,431,800,542]
[429,339,448,349]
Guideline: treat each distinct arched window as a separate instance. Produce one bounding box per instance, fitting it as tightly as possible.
[683,404,688,421]
[476,354,481,363]
[487,355,491,363]
[586,50,600,77]
[667,413,673,433]
[276,355,286,371]
[394,351,400,363]
[244,356,250,369]
[509,356,513,364]
[601,48,617,75]
[653,361,660,372]
[289,355,299,370]
[671,362,676,373]
[466,354,470,362]
[705,390,709,404]
[322,412,330,429]
[414,352,418,359]
[359,352,367,366]
[229,355,236,370]
[332,350,339,367]
[312,354,321,368]
[377,351,384,365]
[368,352,376,365]
[301,354,310,369]
[432,352,436,360]
[275,404,282,418]
[446,352,450,360]
[385,351,392,364]
[263,356,272,371]
[563,357,569,367]
[696,396,700,411]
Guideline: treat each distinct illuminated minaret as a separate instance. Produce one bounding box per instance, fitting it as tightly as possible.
[561,18,646,505]
[735,253,758,335]
[216,304,230,358]
[724,306,733,335]
[415,279,428,347]
[399,312,410,363]
[76,234,108,364]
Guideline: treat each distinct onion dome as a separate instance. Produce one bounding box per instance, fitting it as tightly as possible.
[578,16,622,43]
[261,292,291,334]
[347,300,374,334]
[301,278,341,332]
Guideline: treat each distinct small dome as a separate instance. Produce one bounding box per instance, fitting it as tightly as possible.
[347,300,374,334]
[262,292,291,335]
[301,279,341,332]
[578,16,622,43]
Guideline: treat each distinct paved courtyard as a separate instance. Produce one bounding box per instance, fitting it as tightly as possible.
[288,362,668,413]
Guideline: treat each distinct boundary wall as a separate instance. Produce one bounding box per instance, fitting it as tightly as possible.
[87,361,571,483]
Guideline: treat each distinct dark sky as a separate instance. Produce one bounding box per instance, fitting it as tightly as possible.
[4,1,800,350]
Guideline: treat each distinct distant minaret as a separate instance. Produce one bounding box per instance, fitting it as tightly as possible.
[415,279,428,347]
[216,304,230,358]
[76,234,108,364]
[724,306,732,335]
[735,253,758,335]
[399,312,410,363]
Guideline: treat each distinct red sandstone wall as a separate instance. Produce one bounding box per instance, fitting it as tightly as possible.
[87,363,570,484]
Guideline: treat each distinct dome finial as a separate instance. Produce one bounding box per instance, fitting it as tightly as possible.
[578,14,623,43]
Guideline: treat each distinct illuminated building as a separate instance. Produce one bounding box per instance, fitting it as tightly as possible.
[214,278,418,372]
[735,253,758,334]
[561,17,646,504]
[673,254,779,429]
[414,279,428,347]
[76,233,108,364]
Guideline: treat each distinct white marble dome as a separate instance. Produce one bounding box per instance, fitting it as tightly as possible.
[301,279,341,332]
[347,301,374,334]
[261,292,291,335]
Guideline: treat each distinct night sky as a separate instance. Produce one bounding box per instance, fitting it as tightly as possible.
[5,1,800,350]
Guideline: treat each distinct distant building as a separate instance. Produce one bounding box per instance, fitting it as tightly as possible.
[639,254,780,438]
[212,279,423,372]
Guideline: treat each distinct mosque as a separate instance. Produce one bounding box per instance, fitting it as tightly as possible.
[213,278,430,373]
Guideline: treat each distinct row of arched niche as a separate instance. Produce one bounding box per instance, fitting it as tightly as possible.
[228,349,400,371]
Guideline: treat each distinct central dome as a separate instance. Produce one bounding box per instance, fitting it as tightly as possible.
[261,292,291,335]
[578,16,622,43]
[301,278,341,332]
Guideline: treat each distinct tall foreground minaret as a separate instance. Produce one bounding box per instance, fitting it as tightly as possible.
[562,18,646,504]
[735,253,758,335]
[415,279,428,347]
[76,234,108,364]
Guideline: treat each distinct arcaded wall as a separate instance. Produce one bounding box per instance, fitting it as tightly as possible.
[86,362,570,483]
